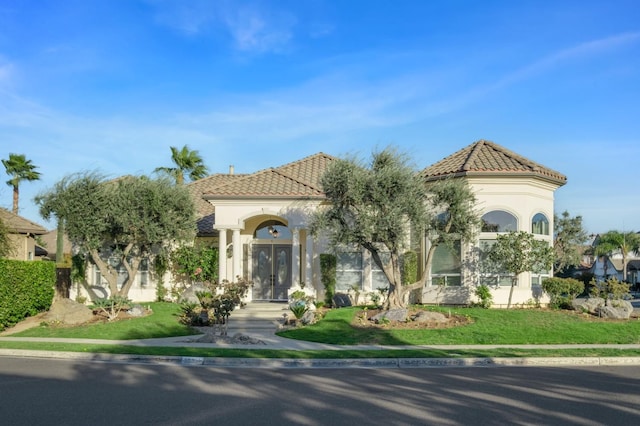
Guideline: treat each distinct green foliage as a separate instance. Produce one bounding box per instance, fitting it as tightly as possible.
[0,218,13,258]
[311,148,480,310]
[401,250,417,285]
[289,300,310,320]
[2,153,41,214]
[486,231,555,308]
[553,211,589,275]
[0,259,55,329]
[92,296,132,321]
[542,277,584,309]
[593,230,640,282]
[153,252,170,301]
[179,278,252,328]
[589,277,630,301]
[170,244,219,283]
[154,145,209,185]
[70,253,86,284]
[35,173,197,298]
[473,284,493,308]
[320,253,337,307]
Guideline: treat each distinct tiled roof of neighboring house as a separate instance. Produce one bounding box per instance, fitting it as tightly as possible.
[202,153,337,199]
[419,140,567,186]
[0,208,47,235]
[40,229,72,259]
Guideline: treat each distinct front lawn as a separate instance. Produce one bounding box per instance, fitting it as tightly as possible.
[6,302,199,340]
[277,306,640,345]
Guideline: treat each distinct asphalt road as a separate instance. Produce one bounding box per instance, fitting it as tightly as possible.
[1,357,639,425]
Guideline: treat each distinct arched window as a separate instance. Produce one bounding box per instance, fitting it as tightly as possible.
[531,213,550,235]
[254,220,291,239]
[481,210,517,232]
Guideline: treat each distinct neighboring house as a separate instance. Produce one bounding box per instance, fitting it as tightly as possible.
[79,140,567,307]
[588,256,623,282]
[39,229,72,262]
[0,207,48,260]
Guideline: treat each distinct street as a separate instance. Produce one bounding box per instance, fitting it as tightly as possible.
[0,357,639,425]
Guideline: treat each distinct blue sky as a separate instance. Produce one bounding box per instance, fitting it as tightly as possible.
[1,0,639,234]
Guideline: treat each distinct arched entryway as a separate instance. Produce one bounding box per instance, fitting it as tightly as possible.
[252,220,292,300]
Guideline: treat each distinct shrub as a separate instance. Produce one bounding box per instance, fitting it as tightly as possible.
[93,296,132,321]
[320,254,337,307]
[589,277,630,301]
[0,259,55,330]
[401,250,418,284]
[542,277,584,309]
[473,284,493,308]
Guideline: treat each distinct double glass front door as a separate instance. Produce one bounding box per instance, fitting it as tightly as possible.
[252,244,292,300]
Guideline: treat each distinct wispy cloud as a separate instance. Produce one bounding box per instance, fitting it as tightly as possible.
[149,0,297,54]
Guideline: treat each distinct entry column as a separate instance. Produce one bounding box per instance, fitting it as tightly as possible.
[217,228,228,282]
[291,227,300,287]
[232,228,242,281]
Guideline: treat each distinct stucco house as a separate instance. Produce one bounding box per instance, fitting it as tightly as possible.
[0,207,48,261]
[82,140,567,307]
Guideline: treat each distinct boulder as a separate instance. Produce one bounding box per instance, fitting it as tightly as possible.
[597,300,634,319]
[372,308,408,323]
[572,297,604,314]
[127,304,146,317]
[412,311,448,324]
[332,293,352,308]
[300,310,316,325]
[43,298,94,325]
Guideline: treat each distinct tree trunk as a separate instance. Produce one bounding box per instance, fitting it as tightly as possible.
[12,185,19,214]
[507,276,517,308]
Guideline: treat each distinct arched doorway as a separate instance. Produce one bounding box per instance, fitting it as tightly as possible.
[252,220,292,300]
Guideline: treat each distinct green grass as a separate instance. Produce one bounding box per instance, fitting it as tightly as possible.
[3,304,640,359]
[7,302,199,340]
[1,340,640,359]
[277,306,640,345]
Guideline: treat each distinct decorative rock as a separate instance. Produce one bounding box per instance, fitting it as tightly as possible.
[300,310,316,325]
[572,297,604,314]
[43,298,94,325]
[333,293,352,308]
[412,311,449,323]
[127,304,146,317]
[372,308,408,323]
[597,300,634,319]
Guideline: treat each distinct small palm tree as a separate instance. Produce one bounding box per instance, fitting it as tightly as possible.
[154,145,209,185]
[2,153,41,214]
[594,230,640,282]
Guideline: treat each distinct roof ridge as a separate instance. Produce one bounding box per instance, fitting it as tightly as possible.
[270,168,324,193]
[463,140,487,171]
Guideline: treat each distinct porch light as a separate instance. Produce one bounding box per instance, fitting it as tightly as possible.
[268,226,279,238]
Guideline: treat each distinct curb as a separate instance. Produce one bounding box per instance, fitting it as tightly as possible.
[2,349,640,369]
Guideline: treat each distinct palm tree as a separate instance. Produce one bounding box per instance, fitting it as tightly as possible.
[2,153,41,214]
[154,145,209,185]
[594,230,640,282]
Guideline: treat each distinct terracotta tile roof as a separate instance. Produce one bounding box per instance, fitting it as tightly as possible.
[419,140,567,186]
[0,208,47,235]
[202,153,337,199]
[188,174,248,236]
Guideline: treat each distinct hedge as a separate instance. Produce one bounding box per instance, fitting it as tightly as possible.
[0,259,55,330]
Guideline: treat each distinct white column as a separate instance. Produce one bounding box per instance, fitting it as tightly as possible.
[218,228,227,283]
[291,227,300,287]
[305,231,313,286]
[232,228,241,281]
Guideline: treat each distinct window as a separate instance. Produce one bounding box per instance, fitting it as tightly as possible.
[255,221,291,240]
[94,257,149,289]
[479,239,513,286]
[481,210,517,232]
[371,252,391,290]
[336,251,363,292]
[431,241,462,286]
[531,213,550,235]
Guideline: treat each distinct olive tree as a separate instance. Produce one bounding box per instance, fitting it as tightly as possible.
[35,172,196,298]
[311,147,480,311]
[487,231,555,308]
